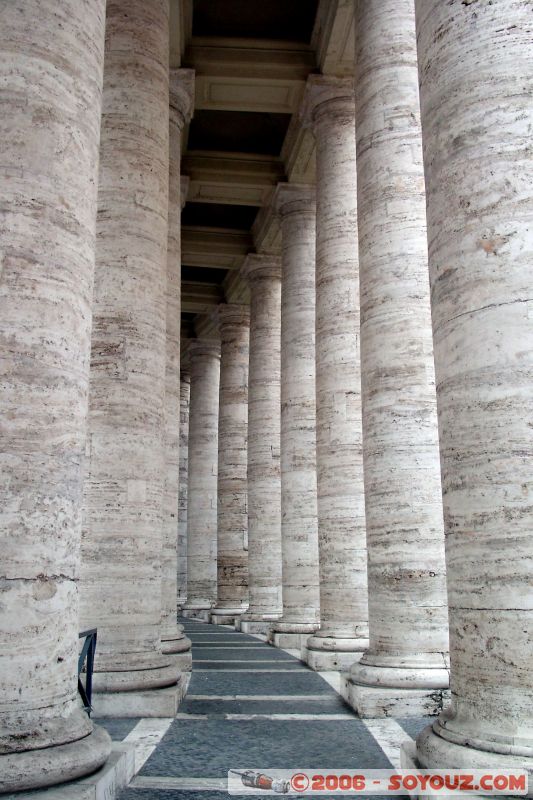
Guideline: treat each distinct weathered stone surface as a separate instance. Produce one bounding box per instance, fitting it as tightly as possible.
[415,0,533,777]
[178,370,191,607]
[0,0,111,790]
[346,0,449,713]
[182,340,221,617]
[211,305,250,625]
[300,76,369,671]
[161,70,194,656]
[239,255,283,631]
[271,184,320,649]
[80,0,178,698]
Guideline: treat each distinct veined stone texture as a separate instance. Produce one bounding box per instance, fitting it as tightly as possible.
[240,255,283,622]
[213,305,250,615]
[300,77,369,656]
[162,70,194,651]
[415,0,533,771]
[80,0,177,689]
[274,184,320,632]
[350,0,449,690]
[184,340,221,611]
[0,0,111,791]
[178,371,191,606]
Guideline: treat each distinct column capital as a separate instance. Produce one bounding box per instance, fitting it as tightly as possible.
[169,68,195,129]
[180,175,189,209]
[300,75,355,131]
[214,303,251,331]
[273,182,316,218]
[241,253,282,284]
[189,338,221,361]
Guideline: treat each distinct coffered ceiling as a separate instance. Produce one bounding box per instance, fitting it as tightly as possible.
[171,0,355,338]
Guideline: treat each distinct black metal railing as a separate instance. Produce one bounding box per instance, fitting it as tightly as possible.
[78,628,97,717]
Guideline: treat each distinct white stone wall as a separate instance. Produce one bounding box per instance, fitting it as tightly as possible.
[213,305,250,615]
[274,185,321,636]
[177,371,191,606]
[0,0,111,790]
[80,0,177,691]
[240,255,283,624]
[184,340,221,612]
[301,77,369,666]
[349,0,449,694]
[416,0,533,770]
[161,71,193,650]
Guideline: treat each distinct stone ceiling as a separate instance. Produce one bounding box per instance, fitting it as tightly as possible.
[170,0,355,338]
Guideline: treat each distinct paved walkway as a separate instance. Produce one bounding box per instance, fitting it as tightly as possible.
[99,619,430,799]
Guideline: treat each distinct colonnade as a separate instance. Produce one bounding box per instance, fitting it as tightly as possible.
[0,0,531,794]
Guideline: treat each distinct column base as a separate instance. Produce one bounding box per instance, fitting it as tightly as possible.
[162,629,192,672]
[181,601,213,622]
[0,724,112,795]
[210,605,248,626]
[302,632,369,671]
[340,673,450,718]
[92,674,187,718]
[401,735,533,799]
[417,714,533,787]
[239,612,282,635]
[10,741,136,800]
[270,621,319,649]
[162,627,191,652]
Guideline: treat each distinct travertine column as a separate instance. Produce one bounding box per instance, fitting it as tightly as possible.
[81,0,181,717]
[0,0,111,790]
[182,340,221,621]
[211,305,251,626]
[271,184,320,649]
[177,369,191,608]
[411,0,533,778]
[161,74,193,666]
[344,0,449,718]
[239,255,283,635]
[300,77,369,671]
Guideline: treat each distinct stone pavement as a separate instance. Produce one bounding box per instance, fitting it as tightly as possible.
[96,619,431,799]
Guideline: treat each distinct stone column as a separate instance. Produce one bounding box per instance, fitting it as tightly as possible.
[80,0,182,718]
[161,72,194,668]
[177,369,191,608]
[0,0,111,791]
[343,0,449,718]
[410,0,533,778]
[270,184,321,649]
[239,255,283,635]
[300,77,369,671]
[211,305,251,626]
[182,340,221,621]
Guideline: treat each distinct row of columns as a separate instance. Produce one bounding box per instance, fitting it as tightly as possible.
[0,0,531,793]
[180,0,532,788]
[0,0,196,790]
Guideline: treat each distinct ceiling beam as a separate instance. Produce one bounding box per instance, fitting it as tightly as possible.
[183,151,284,206]
[181,281,224,313]
[182,227,253,270]
[184,37,314,114]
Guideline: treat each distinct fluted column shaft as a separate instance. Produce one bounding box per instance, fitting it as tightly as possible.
[80,0,179,702]
[239,255,283,634]
[0,0,111,790]
[183,341,221,620]
[272,184,320,648]
[414,0,533,776]
[177,370,191,607]
[346,0,449,717]
[161,72,193,655]
[301,78,369,671]
[211,305,250,624]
